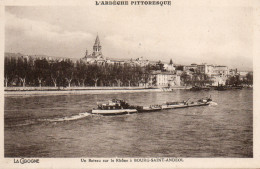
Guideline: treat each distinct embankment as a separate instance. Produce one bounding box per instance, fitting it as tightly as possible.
[4,86,190,96]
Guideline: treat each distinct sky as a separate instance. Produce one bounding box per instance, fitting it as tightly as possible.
[5,1,255,71]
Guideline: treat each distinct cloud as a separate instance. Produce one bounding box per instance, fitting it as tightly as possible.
[5,5,254,71]
[5,12,94,57]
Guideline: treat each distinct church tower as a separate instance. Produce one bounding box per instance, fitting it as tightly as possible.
[92,35,102,57]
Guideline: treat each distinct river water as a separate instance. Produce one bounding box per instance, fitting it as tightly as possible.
[4,89,253,157]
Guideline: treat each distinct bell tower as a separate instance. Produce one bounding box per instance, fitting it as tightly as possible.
[84,49,88,58]
[92,34,102,57]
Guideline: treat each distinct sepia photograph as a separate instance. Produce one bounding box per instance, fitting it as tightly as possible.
[1,0,259,168]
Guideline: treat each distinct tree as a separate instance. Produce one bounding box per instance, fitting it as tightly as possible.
[49,61,60,87]
[169,59,173,65]
[113,64,124,87]
[156,60,165,71]
[226,74,241,86]
[75,60,89,86]
[245,72,253,86]
[123,64,134,87]
[4,57,17,87]
[180,71,191,86]
[88,64,101,87]
[142,65,152,88]
[191,72,211,86]
[175,66,184,71]
[62,59,74,87]
[93,76,99,87]
[16,57,33,87]
[34,58,50,87]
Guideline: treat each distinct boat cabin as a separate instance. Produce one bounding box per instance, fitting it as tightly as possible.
[96,99,130,110]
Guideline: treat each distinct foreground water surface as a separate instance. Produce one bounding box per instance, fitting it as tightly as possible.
[5,89,253,157]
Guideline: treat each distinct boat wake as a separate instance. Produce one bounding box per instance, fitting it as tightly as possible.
[7,120,38,127]
[39,112,91,122]
[6,112,92,128]
[209,101,218,106]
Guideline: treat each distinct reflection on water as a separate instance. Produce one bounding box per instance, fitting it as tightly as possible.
[4,89,253,157]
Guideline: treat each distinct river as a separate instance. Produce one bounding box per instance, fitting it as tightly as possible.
[4,89,253,157]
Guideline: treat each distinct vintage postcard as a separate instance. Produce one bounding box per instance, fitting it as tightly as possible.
[0,0,259,168]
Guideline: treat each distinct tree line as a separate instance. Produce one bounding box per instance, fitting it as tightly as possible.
[4,57,152,87]
[5,56,253,88]
[180,71,213,86]
[180,70,253,87]
[226,73,253,86]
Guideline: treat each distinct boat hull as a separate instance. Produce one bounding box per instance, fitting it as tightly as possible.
[138,107,162,113]
[162,102,210,109]
[186,103,209,107]
[91,109,137,115]
[162,104,188,109]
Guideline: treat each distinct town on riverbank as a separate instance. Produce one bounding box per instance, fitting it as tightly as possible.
[4,35,253,93]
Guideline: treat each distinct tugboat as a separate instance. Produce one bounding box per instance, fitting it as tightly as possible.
[91,99,137,116]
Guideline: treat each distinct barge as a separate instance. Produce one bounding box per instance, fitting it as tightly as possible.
[91,97,214,115]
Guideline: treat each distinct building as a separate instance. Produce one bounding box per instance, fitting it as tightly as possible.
[211,76,228,86]
[229,69,238,76]
[149,70,180,87]
[134,57,149,67]
[238,71,250,80]
[127,57,149,67]
[82,35,107,65]
[238,71,249,77]
[197,63,215,76]
[183,63,198,72]
[197,64,228,77]
[163,63,175,72]
[186,63,229,86]
[213,65,229,76]
[108,60,125,65]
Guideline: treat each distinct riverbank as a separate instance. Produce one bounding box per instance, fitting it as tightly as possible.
[4,86,190,96]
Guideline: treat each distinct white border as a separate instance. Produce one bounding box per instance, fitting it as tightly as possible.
[0,0,259,168]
